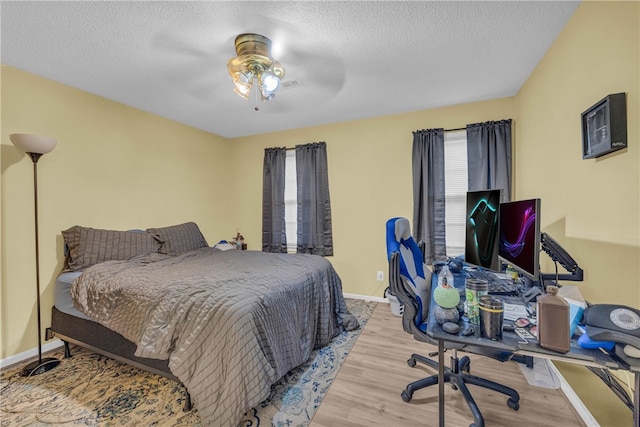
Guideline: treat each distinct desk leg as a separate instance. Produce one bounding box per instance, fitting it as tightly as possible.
[634,372,639,427]
[438,339,445,427]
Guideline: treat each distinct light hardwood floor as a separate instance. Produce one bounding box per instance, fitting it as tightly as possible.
[311,303,586,427]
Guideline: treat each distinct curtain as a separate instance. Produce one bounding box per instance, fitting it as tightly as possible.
[296,142,334,256]
[412,129,447,264]
[466,119,513,202]
[262,147,288,253]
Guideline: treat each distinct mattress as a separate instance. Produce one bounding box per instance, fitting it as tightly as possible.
[52,271,177,380]
[54,271,89,319]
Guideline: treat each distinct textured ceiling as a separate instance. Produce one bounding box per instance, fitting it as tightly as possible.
[1,1,580,138]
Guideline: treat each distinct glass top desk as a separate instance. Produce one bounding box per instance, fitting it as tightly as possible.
[426,273,640,427]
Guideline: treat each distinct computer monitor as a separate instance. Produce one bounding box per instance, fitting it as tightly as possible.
[498,198,541,281]
[464,189,501,272]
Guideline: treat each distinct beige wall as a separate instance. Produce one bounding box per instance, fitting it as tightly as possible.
[515,2,639,426]
[516,1,639,306]
[1,65,234,359]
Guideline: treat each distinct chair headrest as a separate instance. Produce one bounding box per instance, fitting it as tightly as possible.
[395,217,412,242]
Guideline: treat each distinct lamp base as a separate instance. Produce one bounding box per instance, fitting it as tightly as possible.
[21,357,60,377]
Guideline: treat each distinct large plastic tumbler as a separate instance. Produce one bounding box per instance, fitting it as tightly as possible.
[465,278,489,325]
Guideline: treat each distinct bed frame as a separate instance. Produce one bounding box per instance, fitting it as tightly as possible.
[50,306,192,411]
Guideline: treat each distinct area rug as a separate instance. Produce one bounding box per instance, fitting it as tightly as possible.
[0,298,377,427]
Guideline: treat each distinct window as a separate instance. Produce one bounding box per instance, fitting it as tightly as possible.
[264,142,332,255]
[444,130,468,256]
[284,150,297,253]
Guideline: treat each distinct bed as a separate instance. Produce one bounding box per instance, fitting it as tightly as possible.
[50,222,358,426]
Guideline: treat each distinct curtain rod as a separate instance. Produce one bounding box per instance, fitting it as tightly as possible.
[284,142,327,150]
[429,119,512,133]
[413,126,466,135]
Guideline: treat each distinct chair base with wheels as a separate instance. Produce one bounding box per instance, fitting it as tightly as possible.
[400,348,520,427]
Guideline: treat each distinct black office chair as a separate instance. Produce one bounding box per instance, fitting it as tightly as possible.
[386,217,520,427]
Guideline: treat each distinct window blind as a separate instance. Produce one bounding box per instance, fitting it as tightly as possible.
[444,130,468,257]
[284,150,298,253]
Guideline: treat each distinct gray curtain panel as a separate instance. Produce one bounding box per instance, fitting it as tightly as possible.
[262,147,288,253]
[412,129,447,264]
[295,142,334,256]
[466,119,513,203]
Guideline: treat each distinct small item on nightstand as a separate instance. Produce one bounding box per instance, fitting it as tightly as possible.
[214,240,236,251]
[232,232,247,250]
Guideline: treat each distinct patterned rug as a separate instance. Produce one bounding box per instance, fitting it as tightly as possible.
[0,299,377,426]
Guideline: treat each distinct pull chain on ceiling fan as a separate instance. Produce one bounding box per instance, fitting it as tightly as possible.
[227,33,285,105]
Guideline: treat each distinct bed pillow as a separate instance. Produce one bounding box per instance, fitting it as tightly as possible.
[62,225,161,271]
[147,222,208,256]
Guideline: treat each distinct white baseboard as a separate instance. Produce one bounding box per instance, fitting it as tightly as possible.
[546,360,600,426]
[0,339,64,370]
[343,292,388,303]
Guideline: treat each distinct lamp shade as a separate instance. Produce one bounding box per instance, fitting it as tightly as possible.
[10,134,57,154]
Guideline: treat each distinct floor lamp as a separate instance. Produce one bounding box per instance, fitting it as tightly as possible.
[10,133,60,376]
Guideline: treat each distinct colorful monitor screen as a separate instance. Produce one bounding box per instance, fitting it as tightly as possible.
[464,189,501,272]
[498,198,541,280]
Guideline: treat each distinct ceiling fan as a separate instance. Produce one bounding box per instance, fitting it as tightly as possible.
[227,33,285,105]
[152,15,346,114]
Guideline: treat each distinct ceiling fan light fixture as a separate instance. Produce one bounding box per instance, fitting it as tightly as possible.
[232,71,254,99]
[227,33,285,104]
[260,70,280,92]
[233,85,252,100]
[259,86,275,101]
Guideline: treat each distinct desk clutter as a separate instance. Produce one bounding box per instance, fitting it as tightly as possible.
[430,262,640,361]
[385,216,638,426]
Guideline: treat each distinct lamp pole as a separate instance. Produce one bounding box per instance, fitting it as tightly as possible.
[10,134,60,377]
[21,152,60,376]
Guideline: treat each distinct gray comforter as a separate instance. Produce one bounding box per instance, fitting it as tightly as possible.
[71,247,358,426]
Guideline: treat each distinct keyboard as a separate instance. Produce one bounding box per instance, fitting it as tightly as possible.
[465,269,520,296]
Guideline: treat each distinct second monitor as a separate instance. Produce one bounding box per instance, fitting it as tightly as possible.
[498,197,542,281]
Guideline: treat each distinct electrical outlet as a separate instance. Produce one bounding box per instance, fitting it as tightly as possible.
[376,271,384,281]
